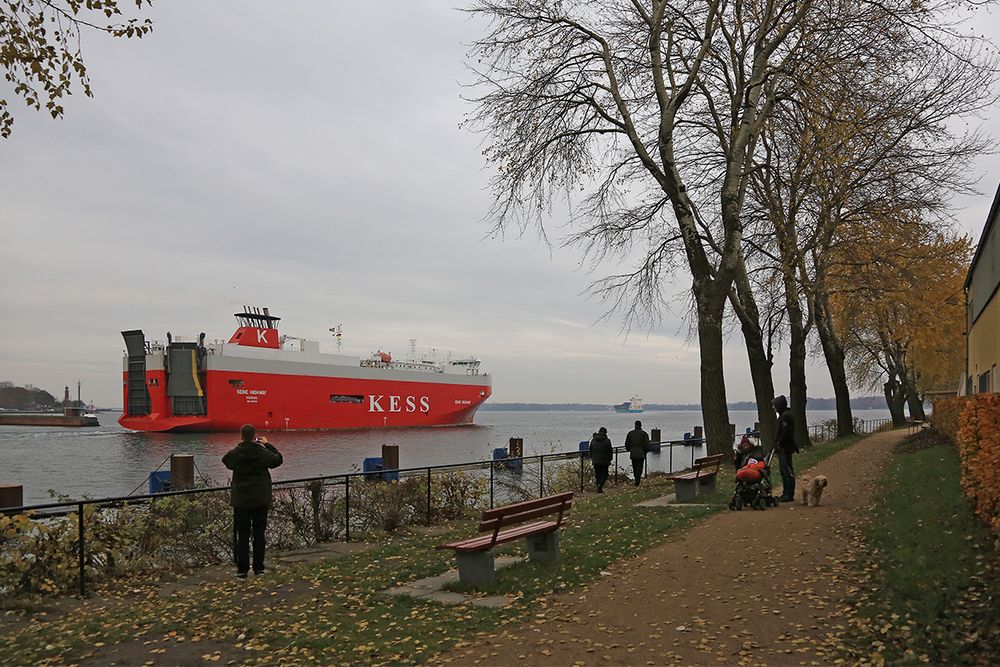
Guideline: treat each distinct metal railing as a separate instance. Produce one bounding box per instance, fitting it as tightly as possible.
[1,437,709,597]
[809,417,903,444]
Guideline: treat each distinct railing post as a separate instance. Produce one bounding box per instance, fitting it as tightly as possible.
[426,467,432,526]
[669,444,673,473]
[539,455,544,497]
[78,502,85,597]
[344,476,351,543]
[489,461,494,509]
[579,452,584,492]
[614,448,619,484]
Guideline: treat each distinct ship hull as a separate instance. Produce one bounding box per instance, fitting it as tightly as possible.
[613,407,644,413]
[118,320,492,433]
[120,368,490,432]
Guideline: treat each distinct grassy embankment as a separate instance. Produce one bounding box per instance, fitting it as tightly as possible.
[843,429,999,665]
[0,435,859,666]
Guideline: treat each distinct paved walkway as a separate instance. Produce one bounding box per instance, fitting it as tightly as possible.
[434,430,904,666]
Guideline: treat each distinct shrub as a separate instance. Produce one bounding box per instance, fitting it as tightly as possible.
[931,396,971,440]
[431,471,489,521]
[954,394,1000,546]
[0,512,77,595]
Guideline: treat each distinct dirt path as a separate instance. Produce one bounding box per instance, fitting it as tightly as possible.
[435,430,904,667]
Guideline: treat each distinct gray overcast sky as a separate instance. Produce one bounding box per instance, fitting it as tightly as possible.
[1,1,998,408]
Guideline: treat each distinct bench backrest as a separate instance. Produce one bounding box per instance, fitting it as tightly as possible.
[693,454,724,475]
[478,491,574,537]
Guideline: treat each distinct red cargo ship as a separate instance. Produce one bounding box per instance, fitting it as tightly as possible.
[119,308,492,432]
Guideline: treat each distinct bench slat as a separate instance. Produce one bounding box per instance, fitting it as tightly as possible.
[437,491,574,556]
[478,500,572,533]
[436,520,558,552]
[668,453,723,481]
[479,491,574,522]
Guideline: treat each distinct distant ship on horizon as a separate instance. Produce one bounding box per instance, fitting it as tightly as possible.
[614,396,644,413]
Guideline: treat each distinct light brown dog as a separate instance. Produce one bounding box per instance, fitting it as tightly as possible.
[799,475,828,507]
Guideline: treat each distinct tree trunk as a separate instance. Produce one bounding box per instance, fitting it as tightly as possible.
[695,288,732,457]
[884,376,906,426]
[902,368,926,421]
[782,273,811,450]
[814,291,855,437]
[729,265,777,449]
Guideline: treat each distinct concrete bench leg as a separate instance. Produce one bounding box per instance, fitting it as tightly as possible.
[698,476,717,493]
[525,531,559,562]
[455,550,495,586]
[674,479,698,503]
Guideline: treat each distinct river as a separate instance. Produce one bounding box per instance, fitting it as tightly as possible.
[0,408,891,505]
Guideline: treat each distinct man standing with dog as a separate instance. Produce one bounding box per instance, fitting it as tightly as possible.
[772,395,798,502]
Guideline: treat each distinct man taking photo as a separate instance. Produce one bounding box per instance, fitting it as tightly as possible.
[223,424,283,578]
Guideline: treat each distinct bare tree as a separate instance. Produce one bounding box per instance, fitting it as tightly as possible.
[743,0,995,438]
[465,0,814,455]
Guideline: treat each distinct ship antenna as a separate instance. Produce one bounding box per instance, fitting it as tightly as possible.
[410,338,417,362]
[330,325,342,354]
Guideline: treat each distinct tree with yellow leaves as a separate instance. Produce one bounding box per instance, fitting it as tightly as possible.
[829,224,971,423]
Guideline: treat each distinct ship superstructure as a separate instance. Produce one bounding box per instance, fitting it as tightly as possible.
[119,308,492,432]
[614,396,644,413]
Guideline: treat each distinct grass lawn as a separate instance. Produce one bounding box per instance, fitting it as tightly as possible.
[0,435,861,666]
[845,430,1000,665]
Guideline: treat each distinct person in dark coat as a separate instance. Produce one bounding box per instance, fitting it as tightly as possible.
[223,424,283,577]
[590,427,613,493]
[624,420,651,486]
[772,395,798,501]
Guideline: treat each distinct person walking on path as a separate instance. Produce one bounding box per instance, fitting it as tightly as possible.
[773,395,798,501]
[625,420,650,486]
[590,427,613,493]
[223,424,283,578]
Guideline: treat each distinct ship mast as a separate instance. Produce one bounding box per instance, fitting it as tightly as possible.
[330,325,342,353]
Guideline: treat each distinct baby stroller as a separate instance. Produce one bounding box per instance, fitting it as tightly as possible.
[728,436,778,511]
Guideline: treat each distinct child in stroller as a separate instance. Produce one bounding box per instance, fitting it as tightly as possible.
[729,435,777,511]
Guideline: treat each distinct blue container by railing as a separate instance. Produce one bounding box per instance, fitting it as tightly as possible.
[148,470,172,494]
[363,457,384,482]
[492,446,522,471]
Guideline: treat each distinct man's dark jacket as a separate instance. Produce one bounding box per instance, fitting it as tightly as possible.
[775,408,798,455]
[624,428,650,460]
[590,432,613,466]
[223,440,284,509]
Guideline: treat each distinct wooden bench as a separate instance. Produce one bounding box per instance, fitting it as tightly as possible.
[436,491,573,586]
[667,454,724,502]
